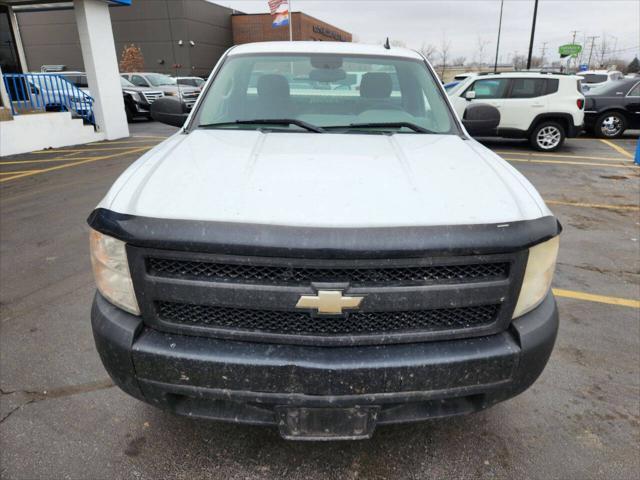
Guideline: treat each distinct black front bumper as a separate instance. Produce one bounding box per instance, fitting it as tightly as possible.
[92,291,558,434]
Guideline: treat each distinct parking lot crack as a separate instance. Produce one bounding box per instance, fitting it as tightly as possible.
[0,379,115,423]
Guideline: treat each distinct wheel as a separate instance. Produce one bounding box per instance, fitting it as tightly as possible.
[530,121,565,151]
[125,105,134,123]
[595,111,626,139]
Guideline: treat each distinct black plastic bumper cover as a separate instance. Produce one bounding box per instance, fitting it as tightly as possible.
[92,291,558,425]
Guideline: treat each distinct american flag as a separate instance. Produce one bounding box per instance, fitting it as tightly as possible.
[268,0,288,14]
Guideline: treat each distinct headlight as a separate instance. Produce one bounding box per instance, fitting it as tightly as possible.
[512,236,559,318]
[89,229,140,315]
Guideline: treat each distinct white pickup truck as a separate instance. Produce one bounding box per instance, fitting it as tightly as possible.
[88,42,561,440]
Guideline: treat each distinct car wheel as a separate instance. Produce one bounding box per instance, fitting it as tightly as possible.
[125,106,134,123]
[595,112,626,138]
[530,121,565,151]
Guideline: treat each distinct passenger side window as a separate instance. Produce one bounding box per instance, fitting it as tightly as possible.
[628,83,640,97]
[467,79,509,99]
[508,78,547,98]
[131,75,148,87]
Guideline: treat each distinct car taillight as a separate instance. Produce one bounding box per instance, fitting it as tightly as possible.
[577,99,584,109]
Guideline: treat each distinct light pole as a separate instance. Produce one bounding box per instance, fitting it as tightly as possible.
[493,0,504,73]
[526,0,539,70]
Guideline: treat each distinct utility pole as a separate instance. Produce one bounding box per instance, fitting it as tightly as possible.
[540,42,548,68]
[569,30,579,71]
[493,0,504,73]
[587,36,599,69]
[526,0,539,70]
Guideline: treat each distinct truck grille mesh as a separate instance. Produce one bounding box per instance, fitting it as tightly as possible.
[147,258,509,286]
[155,302,500,336]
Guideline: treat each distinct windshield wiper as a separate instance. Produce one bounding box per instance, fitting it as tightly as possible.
[199,119,325,133]
[325,122,434,134]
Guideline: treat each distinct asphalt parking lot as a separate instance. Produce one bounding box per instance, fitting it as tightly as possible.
[1,123,638,479]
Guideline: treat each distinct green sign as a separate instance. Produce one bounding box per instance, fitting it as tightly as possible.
[559,44,582,57]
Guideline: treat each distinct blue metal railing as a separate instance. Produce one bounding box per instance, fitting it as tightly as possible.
[2,73,95,125]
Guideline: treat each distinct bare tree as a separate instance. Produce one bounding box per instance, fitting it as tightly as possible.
[512,53,526,70]
[419,42,437,62]
[438,34,452,78]
[473,36,491,67]
[390,39,407,48]
[453,56,466,66]
[598,35,608,68]
[512,53,541,70]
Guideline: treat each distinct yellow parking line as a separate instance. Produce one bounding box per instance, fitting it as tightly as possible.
[545,199,639,212]
[505,158,637,169]
[0,170,41,175]
[494,150,630,162]
[553,288,640,309]
[0,156,103,165]
[30,144,156,154]
[599,139,634,159]
[0,146,150,183]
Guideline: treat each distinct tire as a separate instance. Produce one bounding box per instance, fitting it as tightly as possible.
[529,121,565,152]
[125,105,134,123]
[595,111,626,139]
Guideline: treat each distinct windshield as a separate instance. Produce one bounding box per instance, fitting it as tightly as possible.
[146,73,177,87]
[579,73,608,84]
[120,77,136,88]
[193,53,457,134]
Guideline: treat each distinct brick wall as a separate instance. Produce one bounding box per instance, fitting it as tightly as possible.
[232,13,351,44]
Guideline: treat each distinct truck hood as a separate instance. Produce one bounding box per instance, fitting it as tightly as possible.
[101,130,548,228]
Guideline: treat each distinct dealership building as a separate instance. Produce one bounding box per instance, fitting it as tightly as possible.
[9,0,352,77]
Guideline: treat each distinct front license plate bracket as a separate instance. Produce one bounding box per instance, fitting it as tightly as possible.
[275,406,379,441]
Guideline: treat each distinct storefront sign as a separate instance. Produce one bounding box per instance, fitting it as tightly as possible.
[312,25,346,42]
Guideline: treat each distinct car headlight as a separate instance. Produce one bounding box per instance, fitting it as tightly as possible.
[89,229,140,315]
[512,236,559,318]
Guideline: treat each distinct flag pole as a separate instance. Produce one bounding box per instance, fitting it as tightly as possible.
[288,0,293,41]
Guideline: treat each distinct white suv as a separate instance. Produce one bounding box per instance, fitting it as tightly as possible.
[577,70,624,92]
[449,72,585,151]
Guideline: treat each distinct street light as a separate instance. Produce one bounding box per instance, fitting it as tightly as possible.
[494,0,504,73]
[526,0,539,70]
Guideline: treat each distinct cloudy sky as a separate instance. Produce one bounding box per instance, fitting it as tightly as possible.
[210,0,640,66]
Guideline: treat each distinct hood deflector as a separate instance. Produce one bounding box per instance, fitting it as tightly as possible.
[88,208,561,259]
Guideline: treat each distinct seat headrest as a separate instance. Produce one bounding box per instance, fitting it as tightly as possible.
[360,72,393,99]
[257,74,290,98]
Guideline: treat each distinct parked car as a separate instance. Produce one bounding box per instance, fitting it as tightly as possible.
[89,41,561,440]
[120,72,200,110]
[577,70,624,92]
[120,77,164,122]
[59,72,165,122]
[449,72,585,151]
[583,78,640,138]
[175,76,206,90]
[24,71,93,119]
[444,81,460,91]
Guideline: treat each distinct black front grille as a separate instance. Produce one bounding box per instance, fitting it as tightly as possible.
[156,301,500,336]
[148,257,509,286]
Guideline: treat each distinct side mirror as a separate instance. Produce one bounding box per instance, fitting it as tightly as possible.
[464,90,476,101]
[462,103,500,136]
[150,97,189,127]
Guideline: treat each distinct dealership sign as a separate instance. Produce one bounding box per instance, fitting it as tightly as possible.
[558,44,582,58]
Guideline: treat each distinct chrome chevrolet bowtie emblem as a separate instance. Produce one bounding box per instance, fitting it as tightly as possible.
[295,290,364,315]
